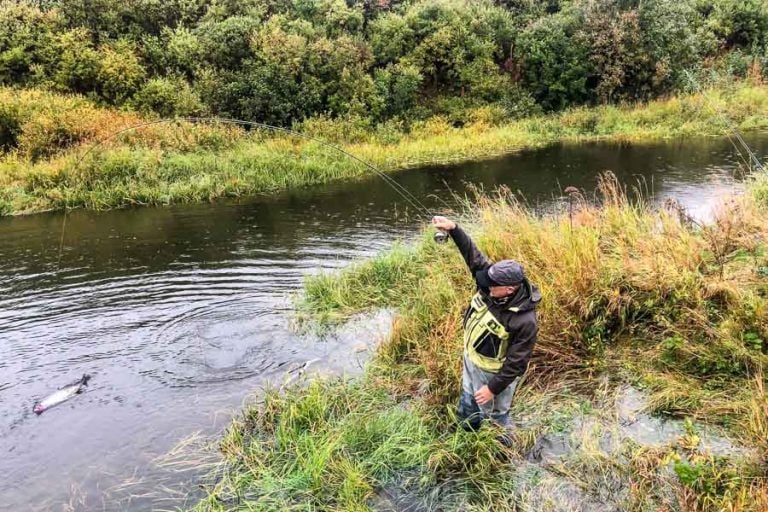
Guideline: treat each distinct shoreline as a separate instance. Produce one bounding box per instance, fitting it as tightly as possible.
[2,83,768,217]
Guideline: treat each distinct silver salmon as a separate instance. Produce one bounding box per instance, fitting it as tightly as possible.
[33,374,91,414]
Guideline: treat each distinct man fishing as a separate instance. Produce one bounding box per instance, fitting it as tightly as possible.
[432,216,541,432]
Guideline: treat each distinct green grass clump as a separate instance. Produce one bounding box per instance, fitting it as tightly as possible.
[194,378,525,511]
[4,82,768,215]
[301,243,428,322]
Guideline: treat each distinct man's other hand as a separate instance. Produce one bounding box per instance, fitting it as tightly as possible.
[431,216,456,231]
[474,385,494,405]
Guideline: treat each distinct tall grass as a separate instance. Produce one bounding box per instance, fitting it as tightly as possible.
[193,174,768,511]
[3,83,768,216]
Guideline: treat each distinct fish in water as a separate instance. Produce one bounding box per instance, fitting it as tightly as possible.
[294,358,320,376]
[279,359,321,390]
[33,374,91,415]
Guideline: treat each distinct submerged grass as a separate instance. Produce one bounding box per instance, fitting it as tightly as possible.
[3,82,768,215]
[198,380,432,510]
[193,173,768,511]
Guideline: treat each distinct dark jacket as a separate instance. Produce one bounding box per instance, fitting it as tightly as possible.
[449,224,541,395]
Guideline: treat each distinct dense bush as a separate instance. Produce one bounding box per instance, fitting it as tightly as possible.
[514,8,592,110]
[0,88,145,159]
[131,76,204,117]
[0,2,61,85]
[0,0,766,125]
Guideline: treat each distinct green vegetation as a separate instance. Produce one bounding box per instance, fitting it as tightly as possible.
[2,0,767,124]
[193,174,768,511]
[3,0,767,508]
[0,0,768,215]
[3,83,768,216]
[3,0,768,216]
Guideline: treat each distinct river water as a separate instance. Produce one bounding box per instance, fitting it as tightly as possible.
[1,136,766,510]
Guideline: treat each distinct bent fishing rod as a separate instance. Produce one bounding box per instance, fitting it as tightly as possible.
[58,116,451,267]
[683,71,767,175]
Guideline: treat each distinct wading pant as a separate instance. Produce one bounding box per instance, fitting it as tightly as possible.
[457,353,518,431]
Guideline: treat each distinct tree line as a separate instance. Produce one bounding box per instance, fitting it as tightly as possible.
[1,0,766,127]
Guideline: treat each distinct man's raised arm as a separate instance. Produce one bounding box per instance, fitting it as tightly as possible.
[431,216,491,275]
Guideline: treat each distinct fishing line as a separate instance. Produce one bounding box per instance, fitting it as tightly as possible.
[55,204,68,269]
[57,116,439,268]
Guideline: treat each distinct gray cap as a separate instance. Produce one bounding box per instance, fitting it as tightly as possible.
[476,259,525,288]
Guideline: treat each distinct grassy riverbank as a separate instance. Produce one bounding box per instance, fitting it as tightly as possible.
[192,174,768,511]
[3,83,768,216]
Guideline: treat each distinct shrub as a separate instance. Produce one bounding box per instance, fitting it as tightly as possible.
[369,10,415,66]
[705,0,768,49]
[499,85,542,119]
[294,114,373,144]
[0,87,144,159]
[194,15,261,69]
[0,99,22,150]
[132,76,204,117]
[0,1,60,85]
[0,194,11,215]
[49,28,101,95]
[513,9,592,110]
[636,0,705,95]
[576,2,644,103]
[372,63,423,121]
[201,63,322,125]
[97,39,146,105]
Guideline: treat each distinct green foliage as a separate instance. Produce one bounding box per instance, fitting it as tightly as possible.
[294,114,373,144]
[194,16,260,70]
[200,0,274,22]
[499,86,542,120]
[302,243,426,318]
[202,63,322,125]
[514,9,592,110]
[56,0,210,40]
[744,331,764,352]
[576,2,643,102]
[0,88,144,160]
[297,0,365,38]
[403,1,516,98]
[704,0,768,49]
[0,2,60,85]
[0,0,766,124]
[5,83,768,215]
[372,63,423,121]
[369,11,415,66]
[132,76,204,117]
[636,0,707,95]
[752,175,768,206]
[0,100,22,150]
[141,27,202,78]
[215,173,768,511]
[194,379,434,510]
[97,39,146,104]
[49,28,101,94]
[673,456,748,507]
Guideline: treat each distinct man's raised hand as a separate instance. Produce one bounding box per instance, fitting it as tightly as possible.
[431,216,456,231]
